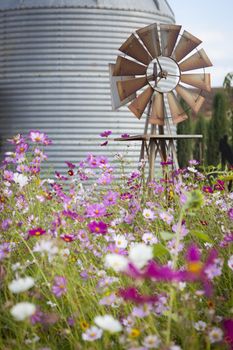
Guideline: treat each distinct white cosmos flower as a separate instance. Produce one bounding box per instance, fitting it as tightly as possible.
[13,173,29,188]
[94,314,122,333]
[8,276,35,294]
[129,243,153,269]
[113,234,128,249]
[208,327,223,344]
[10,302,36,321]
[104,254,128,272]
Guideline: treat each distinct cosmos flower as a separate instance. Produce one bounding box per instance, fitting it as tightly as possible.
[88,221,108,234]
[103,191,119,206]
[228,255,233,270]
[94,314,122,333]
[0,243,11,260]
[113,234,128,249]
[60,234,76,242]
[129,243,153,269]
[86,203,106,218]
[105,254,128,272]
[142,232,158,245]
[29,130,51,145]
[13,173,29,189]
[28,227,46,237]
[143,208,155,220]
[100,130,112,137]
[228,208,233,221]
[10,302,36,321]
[208,327,223,344]
[52,276,67,298]
[143,335,161,348]
[82,326,103,341]
[119,287,158,304]
[8,276,35,294]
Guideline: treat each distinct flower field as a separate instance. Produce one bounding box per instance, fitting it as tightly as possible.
[0,131,233,350]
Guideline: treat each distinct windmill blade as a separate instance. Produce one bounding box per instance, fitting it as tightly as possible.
[117,76,148,101]
[119,33,152,66]
[109,64,136,110]
[167,91,188,124]
[180,73,211,92]
[172,30,202,62]
[113,56,147,76]
[149,92,165,125]
[160,24,181,57]
[176,84,205,113]
[179,48,213,72]
[128,86,154,119]
[136,23,161,58]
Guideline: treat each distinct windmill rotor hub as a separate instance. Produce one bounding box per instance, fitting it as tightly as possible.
[146,57,180,93]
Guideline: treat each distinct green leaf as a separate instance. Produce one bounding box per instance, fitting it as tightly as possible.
[160,231,174,241]
[153,243,170,258]
[191,230,213,243]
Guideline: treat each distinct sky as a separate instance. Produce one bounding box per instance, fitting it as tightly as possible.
[168,0,233,87]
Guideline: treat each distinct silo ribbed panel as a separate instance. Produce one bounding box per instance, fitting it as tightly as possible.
[0,5,175,175]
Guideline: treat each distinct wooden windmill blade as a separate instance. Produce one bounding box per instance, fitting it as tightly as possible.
[136,23,161,58]
[172,30,202,62]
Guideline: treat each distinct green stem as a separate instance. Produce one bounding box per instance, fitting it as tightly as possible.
[165,207,184,345]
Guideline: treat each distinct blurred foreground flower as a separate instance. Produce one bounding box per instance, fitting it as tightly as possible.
[10,302,36,321]
[94,314,122,333]
[8,276,35,294]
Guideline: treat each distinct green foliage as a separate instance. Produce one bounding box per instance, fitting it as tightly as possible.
[206,92,227,166]
[177,99,193,168]
[193,114,207,164]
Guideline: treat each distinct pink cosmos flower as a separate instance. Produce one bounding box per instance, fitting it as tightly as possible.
[223,319,233,349]
[28,227,46,237]
[16,143,29,154]
[119,287,158,304]
[100,130,112,137]
[86,203,106,218]
[65,161,76,169]
[3,170,14,182]
[88,221,108,234]
[0,242,11,260]
[121,133,130,138]
[60,234,76,242]
[52,276,67,297]
[29,130,46,143]
[228,208,233,221]
[97,173,114,185]
[202,186,213,193]
[103,191,119,206]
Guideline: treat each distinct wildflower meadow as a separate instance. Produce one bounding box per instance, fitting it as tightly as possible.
[0,130,232,350]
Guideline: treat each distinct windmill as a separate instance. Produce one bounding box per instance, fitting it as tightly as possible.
[109,24,212,180]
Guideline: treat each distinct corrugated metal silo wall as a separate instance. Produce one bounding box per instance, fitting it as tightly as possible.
[0,6,175,176]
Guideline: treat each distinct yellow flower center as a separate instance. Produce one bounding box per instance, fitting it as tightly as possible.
[187,261,203,274]
[129,328,140,338]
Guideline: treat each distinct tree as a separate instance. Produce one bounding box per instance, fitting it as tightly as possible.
[193,114,207,164]
[177,99,193,168]
[223,72,233,147]
[206,92,227,166]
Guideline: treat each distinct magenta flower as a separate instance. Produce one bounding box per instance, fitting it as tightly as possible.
[214,180,225,191]
[52,276,67,297]
[29,130,51,145]
[100,130,112,137]
[86,203,106,218]
[100,141,108,146]
[28,227,46,237]
[223,319,233,349]
[202,186,213,193]
[119,287,158,304]
[60,234,76,242]
[65,161,76,169]
[121,133,130,138]
[88,221,108,234]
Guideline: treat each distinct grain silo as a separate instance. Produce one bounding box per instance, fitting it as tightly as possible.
[0,0,175,174]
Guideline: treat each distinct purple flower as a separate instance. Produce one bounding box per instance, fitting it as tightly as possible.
[119,287,158,304]
[86,203,106,218]
[52,276,67,297]
[29,130,51,145]
[16,143,29,155]
[3,170,14,182]
[0,242,11,260]
[228,208,233,221]
[121,133,130,138]
[97,173,114,185]
[88,221,108,234]
[103,191,119,206]
[220,232,233,247]
[1,218,12,230]
[65,161,76,169]
[100,130,112,137]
